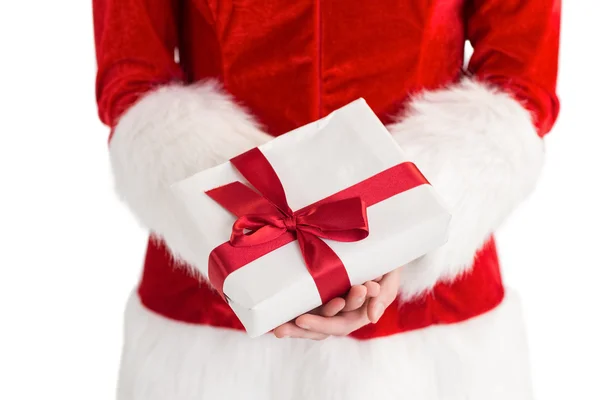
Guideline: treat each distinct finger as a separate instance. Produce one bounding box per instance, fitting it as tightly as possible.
[307,297,344,316]
[320,297,346,317]
[273,322,296,338]
[368,269,401,324]
[372,276,383,282]
[296,305,370,336]
[364,281,380,297]
[342,285,368,312]
[273,322,329,340]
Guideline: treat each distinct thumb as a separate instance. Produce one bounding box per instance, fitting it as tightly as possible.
[367,268,401,323]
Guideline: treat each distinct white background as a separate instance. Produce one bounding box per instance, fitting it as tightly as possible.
[0,1,598,399]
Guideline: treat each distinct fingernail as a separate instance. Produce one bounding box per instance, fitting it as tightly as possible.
[373,302,384,322]
[298,323,310,330]
[357,296,365,304]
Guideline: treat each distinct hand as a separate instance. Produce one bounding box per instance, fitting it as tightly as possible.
[272,268,401,340]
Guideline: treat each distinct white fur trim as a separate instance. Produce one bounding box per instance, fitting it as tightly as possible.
[389,79,544,300]
[117,290,533,400]
[109,81,272,274]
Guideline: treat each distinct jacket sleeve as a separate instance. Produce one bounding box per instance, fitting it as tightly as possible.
[389,0,561,300]
[93,0,271,275]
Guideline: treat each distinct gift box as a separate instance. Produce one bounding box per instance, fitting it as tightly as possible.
[171,99,451,338]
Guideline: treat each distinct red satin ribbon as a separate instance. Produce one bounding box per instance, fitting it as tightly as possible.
[206,147,428,304]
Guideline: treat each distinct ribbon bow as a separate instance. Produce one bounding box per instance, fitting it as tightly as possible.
[230,196,369,247]
[206,148,369,303]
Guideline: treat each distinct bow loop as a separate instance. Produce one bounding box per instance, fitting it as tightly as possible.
[230,213,289,247]
[296,197,369,242]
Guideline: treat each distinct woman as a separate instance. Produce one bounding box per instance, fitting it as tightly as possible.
[93,1,560,399]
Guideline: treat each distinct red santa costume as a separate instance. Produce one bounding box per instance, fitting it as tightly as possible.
[93,0,560,399]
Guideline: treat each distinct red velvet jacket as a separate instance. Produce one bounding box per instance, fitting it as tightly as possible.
[94,0,560,339]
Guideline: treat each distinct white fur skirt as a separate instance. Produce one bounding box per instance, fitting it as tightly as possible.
[117,289,534,400]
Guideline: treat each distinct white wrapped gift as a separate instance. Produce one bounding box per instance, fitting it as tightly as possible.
[171,99,451,338]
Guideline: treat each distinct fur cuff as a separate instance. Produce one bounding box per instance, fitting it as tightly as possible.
[109,81,271,274]
[389,79,545,300]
